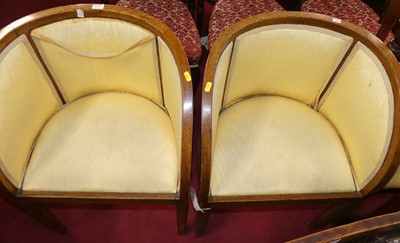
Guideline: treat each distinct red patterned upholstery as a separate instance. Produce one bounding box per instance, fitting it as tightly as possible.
[208,0,285,49]
[301,0,394,43]
[117,0,201,66]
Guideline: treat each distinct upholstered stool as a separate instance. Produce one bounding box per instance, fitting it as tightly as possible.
[208,0,285,49]
[116,0,201,67]
[301,0,394,42]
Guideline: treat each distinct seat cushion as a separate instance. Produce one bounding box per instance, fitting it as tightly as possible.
[210,96,356,196]
[301,0,394,43]
[116,0,201,66]
[208,0,285,49]
[23,92,179,193]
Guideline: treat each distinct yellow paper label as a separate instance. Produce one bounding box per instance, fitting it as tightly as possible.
[184,71,192,82]
[205,82,212,92]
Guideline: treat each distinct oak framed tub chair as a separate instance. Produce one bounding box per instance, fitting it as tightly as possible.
[195,11,400,236]
[0,4,193,235]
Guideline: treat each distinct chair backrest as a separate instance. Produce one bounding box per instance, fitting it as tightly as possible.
[202,12,400,196]
[0,4,192,193]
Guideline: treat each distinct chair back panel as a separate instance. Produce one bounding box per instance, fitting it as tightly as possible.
[212,42,233,155]
[0,35,61,187]
[319,43,394,189]
[32,18,162,103]
[158,37,182,175]
[222,24,353,109]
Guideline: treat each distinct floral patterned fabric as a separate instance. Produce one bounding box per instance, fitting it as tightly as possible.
[301,0,394,43]
[117,0,201,66]
[208,0,285,49]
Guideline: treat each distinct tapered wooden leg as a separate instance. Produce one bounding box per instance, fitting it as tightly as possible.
[308,200,359,231]
[190,67,201,98]
[388,31,400,61]
[176,200,189,235]
[0,185,67,234]
[17,201,67,234]
[196,210,211,237]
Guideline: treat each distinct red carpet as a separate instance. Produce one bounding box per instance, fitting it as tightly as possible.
[0,1,392,242]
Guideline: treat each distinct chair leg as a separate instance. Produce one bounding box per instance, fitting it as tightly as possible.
[195,210,211,237]
[190,66,201,94]
[388,31,400,61]
[0,185,67,234]
[17,201,67,234]
[308,200,360,231]
[176,200,189,235]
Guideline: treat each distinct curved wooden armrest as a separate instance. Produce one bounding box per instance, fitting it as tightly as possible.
[289,211,400,242]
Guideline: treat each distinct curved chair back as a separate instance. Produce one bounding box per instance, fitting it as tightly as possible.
[0,4,192,234]
[197,11,400,235]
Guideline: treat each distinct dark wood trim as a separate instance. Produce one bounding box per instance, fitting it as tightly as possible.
[208,191,360,204]
[155,36,165,108]
[25,34,66,104]
[290,211,400,242]
[18,191,178,202]
[315,40,357,109]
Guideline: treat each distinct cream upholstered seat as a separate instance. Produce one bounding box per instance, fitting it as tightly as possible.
[195,12,400,236]
[0,4,192,234]
[212,96,354,196]
[23,93,179,193]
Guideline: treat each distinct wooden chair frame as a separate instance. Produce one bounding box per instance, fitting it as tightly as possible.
[289,211,400,242]
[196,12,400,236]
[0,4,193,235]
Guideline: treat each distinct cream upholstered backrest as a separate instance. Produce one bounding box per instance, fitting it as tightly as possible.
[0,7,189,191]
[31,18,162,104]
[0,35,61,187]
[209,15,396,192]
[31,17,185,181]
[318,43,394,190]
[222,25,353,108]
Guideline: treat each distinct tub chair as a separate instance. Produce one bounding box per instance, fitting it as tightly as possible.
[0,4,192,235]
[195,12,400,236]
